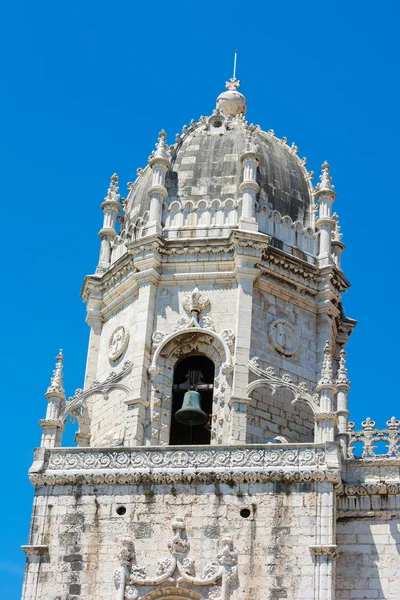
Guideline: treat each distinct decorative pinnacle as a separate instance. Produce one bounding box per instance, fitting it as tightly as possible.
[105,173,120,203]
[45,350,65,399]
[318,341,334,387]
[314,161,335,196]
[151,129,171,163]
[332,213,343,242]
[337,349,350,387]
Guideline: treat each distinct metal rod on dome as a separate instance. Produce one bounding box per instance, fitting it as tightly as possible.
[233,50,238,79]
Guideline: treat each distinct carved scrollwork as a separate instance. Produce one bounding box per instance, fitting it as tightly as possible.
[247,357,319,413]
[114,517,237,600]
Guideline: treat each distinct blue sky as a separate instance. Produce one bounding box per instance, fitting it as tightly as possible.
[1,0,400,597]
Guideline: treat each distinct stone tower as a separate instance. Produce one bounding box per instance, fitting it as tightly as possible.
[22,80,400,600]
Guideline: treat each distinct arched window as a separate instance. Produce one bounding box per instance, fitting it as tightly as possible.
[169,355,215,446]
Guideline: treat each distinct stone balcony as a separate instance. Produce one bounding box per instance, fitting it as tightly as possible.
[28,442,341,487]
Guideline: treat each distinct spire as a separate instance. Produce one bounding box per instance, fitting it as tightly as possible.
[105,173,120,203]
[318,341,334,387]
[45,350,65,400]
[337,348,350,387]
[314,161,336,198]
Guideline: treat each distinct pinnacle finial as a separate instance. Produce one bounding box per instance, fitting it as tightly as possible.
[331,213,343,242]
[150,129,171,163]
[318,341,334,386]
[46,349,65,399]
[105,173,120,203]
[337,348,350,386]
[314,161,335,196]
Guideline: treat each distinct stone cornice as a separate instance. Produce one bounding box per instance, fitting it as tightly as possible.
[28,443,341,487]
[21,545,49,556]
[341,481,400,496]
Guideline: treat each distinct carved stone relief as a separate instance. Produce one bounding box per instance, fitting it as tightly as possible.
[268,319,299,355]
[109,325,130,361]
[113,518,237,600]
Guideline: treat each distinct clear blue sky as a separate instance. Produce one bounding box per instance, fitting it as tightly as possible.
[1,0,399,597]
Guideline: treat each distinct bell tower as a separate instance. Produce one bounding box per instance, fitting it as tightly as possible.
[22,79,364,600]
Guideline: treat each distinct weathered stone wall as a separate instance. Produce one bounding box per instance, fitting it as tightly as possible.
[247,388,314,444]
[24,482,327,600]
[250,287,318,384]
[336,517,400,599]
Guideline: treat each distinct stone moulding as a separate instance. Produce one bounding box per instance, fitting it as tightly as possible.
[28,443,341,487]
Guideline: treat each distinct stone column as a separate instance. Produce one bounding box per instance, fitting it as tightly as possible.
[315,342,337,443]
[315,162,336,268]
[97,173,121,272]
[21,545,49,600]
[146,130,171,236]
[239,144,260,232]
[310,482,338,600]
[336,349,350,456]
[128,258,160,444]
[229,236,260,443]
[84,290,104,387]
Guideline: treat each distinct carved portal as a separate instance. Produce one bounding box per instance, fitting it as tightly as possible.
[148,330,232,446]
[114,518,237,600]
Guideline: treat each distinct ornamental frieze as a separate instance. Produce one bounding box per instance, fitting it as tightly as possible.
[28,444,340,487]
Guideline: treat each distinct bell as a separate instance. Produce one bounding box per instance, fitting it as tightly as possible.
[175,390,207,426]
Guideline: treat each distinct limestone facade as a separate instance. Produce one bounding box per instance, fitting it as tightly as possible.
[21,78,400,600]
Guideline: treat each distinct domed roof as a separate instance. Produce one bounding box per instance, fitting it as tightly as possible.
[124,85,314,234]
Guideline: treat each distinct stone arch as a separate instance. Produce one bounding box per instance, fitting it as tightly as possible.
[59,381,132,448]
[147,328,233,446]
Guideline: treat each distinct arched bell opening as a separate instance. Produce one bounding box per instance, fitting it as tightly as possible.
[169,355,215,445]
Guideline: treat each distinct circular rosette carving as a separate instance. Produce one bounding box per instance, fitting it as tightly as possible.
[112,452,130,469]
[64,454,80,469]
[48,453,65,469]
[230,450,247,467]
[265,449,283,466]
[152,331,166,348]
[269,319,299,356]
[108,326,130,361]
[98,453,112,468]
[299,449,315,466]
[247,450,264,466]
[281,449,299,465]
[125,585,139,600]
[195,452,214,468]
[131,452,148,468]
[148,452,166,467]
[82,453,98,469]
[212,451,230,468]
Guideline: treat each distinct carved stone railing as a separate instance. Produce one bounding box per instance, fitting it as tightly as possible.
[28,443,340,486]
[348,417,400,459]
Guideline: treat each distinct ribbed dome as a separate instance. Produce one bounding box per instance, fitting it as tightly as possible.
[124,111,314,238]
